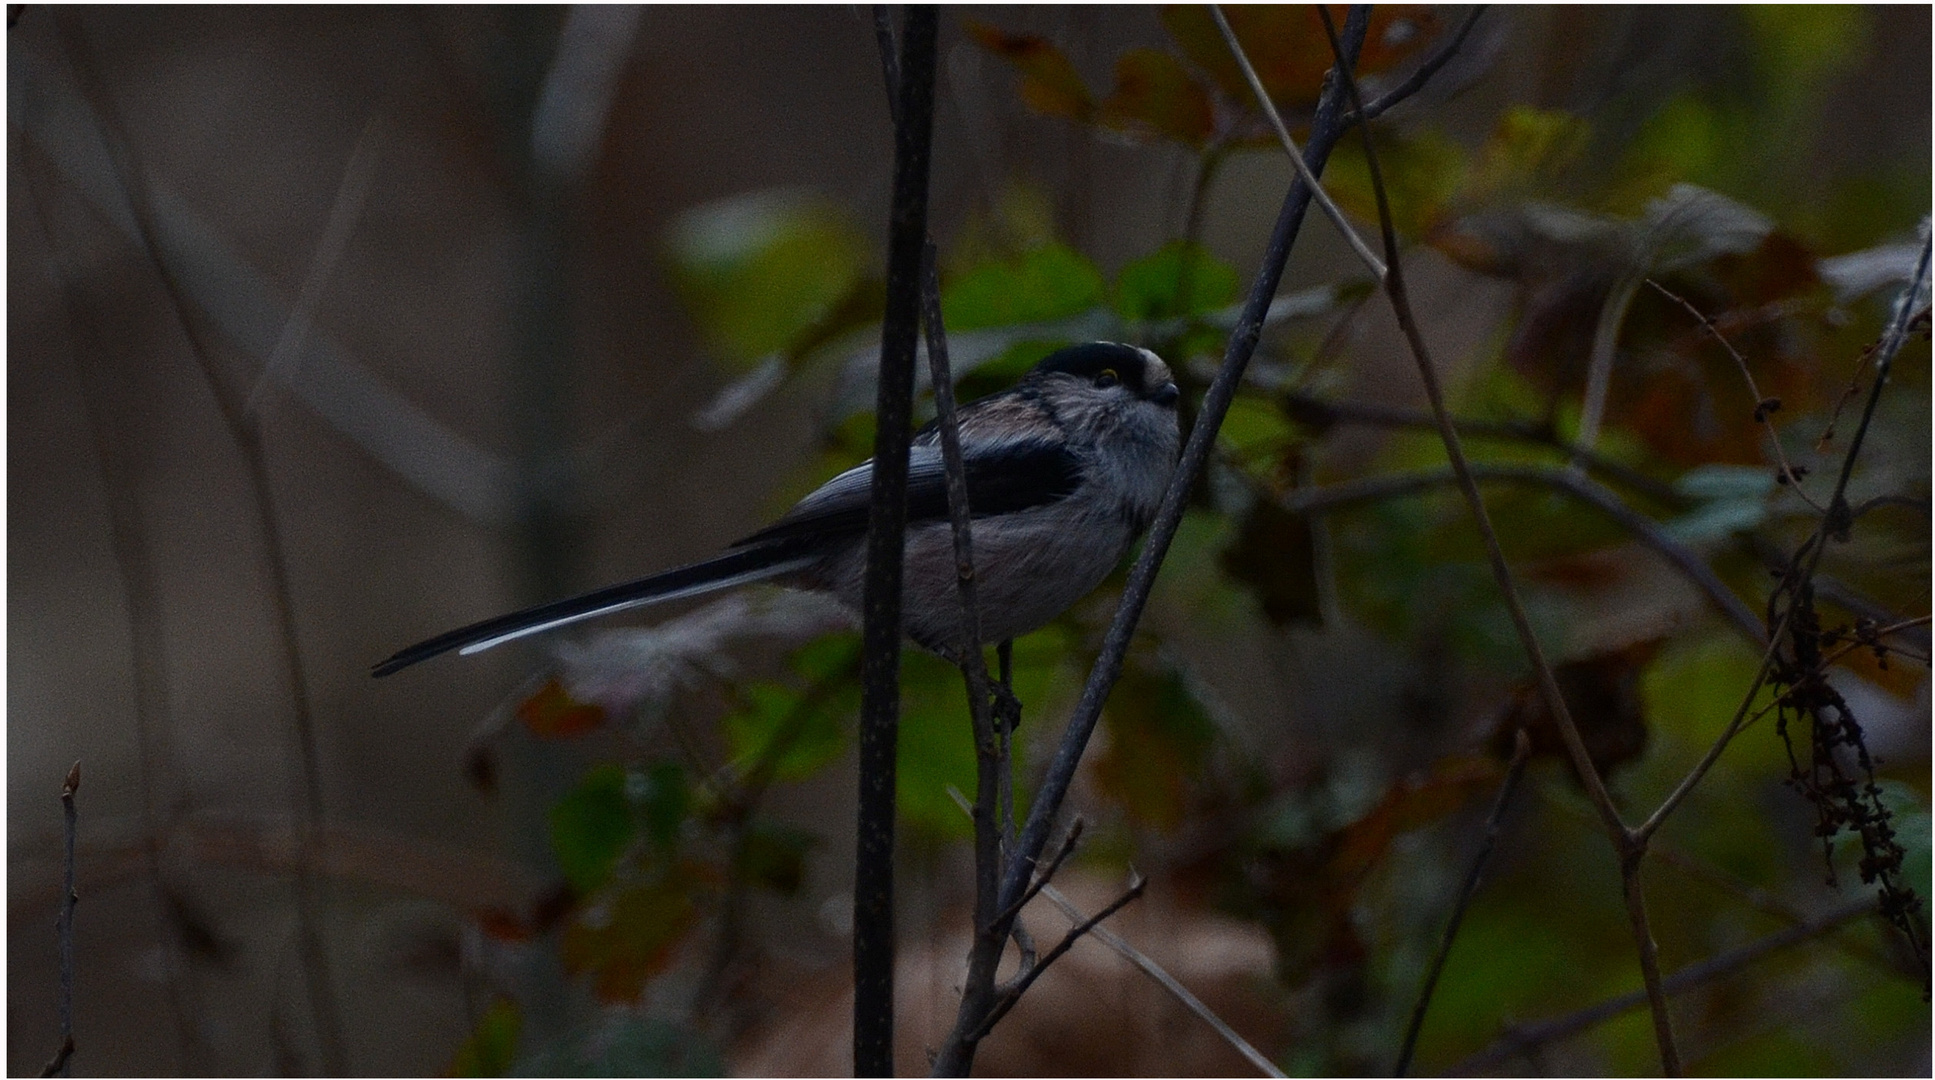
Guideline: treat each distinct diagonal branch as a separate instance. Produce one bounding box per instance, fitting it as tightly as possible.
[1396,730,1530,1077]
[967,874,1148,1042]
[995,0,1372,953]
[1211,4,1386,280]
[1351,5,1488,125]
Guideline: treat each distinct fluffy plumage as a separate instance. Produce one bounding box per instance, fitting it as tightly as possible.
[373,341,1179,677]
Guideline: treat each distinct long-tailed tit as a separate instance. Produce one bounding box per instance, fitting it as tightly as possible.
[373,341,1180,677]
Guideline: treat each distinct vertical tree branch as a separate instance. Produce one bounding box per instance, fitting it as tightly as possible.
[855,8,938,1075]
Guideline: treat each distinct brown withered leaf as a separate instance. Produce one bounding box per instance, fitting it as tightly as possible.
[964,22,1095,121]
[1489,642,1661,778]
[1221,497,1325,627]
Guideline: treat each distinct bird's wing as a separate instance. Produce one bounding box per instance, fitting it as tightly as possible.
[731,437,1083,549]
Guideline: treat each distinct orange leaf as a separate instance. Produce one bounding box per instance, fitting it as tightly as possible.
[517,679,607,739]
[1162,6,1439,109]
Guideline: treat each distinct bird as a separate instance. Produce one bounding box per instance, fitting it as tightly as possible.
[372,341,1181,678]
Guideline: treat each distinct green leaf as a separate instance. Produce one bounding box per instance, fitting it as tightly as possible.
[667,191,867,368]
[551,764,638,895]
[448,998,520,1078]
[941,244,1106,332]
[1113,241,1241,322]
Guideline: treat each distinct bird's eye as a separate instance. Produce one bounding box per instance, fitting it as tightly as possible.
[1095,369,1120,389]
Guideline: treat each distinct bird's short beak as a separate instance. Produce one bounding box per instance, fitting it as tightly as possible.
[1152,381,1180,407]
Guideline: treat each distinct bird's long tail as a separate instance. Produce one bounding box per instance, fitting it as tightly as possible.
[371,541,819,677]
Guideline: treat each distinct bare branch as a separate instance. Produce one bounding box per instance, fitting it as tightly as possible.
[48,762,80,1079]
[994,6,1375,954]
[1351,6,1488,124]
[1646,279,1825,512]
[1397,731,1530,1076]
[1034,881,1286,1078]
[1641,233,1932,846]
[968,874,1148,1042]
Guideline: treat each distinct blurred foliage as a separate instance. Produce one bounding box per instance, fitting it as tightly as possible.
[478,7,1928,1075]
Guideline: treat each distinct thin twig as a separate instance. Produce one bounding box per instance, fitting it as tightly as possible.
[1446,898,1878,1075]
[994,2,1372,932]
[952,769,1287,1078]
[53,17,348,1070]
[1210,4,1387,281]
[18,143,202,1074]
[1397,730,1530,1077]
[1312,6,1679,1069]
[854,9,937,1074]
[1352,6,1488,124]
[48,762,81,1079]
[968,874,1148,1042]
[994,820,1085,929]
[1035,881,1286,1078]
[1645,279,1825,512]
